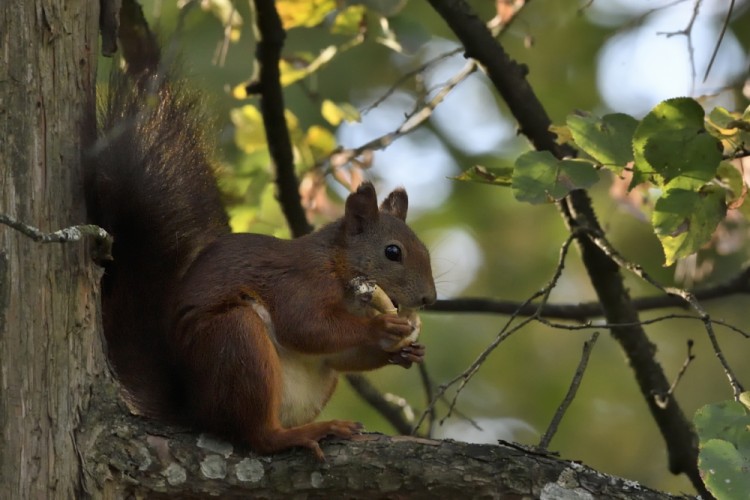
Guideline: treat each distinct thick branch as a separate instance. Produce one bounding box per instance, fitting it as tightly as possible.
[346,374,414,436]
[250,0,312,237]
[425,0,706,494]
[78,389,683,499]
[429,265,750,319]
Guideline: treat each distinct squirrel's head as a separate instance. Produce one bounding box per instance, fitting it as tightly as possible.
[342,182,436,310]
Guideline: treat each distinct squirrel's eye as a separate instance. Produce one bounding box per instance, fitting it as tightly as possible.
[385,244,402,262]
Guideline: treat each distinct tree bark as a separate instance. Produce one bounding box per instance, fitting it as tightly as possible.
[0,0,103,497]
[79,391,686,499]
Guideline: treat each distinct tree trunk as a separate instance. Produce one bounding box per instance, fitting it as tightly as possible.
[0,0,103,497]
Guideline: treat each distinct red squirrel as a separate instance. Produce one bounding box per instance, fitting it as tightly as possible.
[85,29,436,459]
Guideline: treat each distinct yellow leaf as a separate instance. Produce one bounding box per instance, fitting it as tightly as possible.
[321,99,361,126]
[549,123,573,145]
[231,105,267,153]
[284,109,300,133]
[276,0,336,30]
[331,5,366,36]
[232,83,248,100]
[279,60,309,87]
[305,125,337,158]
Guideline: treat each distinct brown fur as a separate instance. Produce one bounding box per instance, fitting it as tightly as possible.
[86,63,436,457]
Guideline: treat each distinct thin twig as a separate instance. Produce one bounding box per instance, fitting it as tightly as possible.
[538,331,600,450]
[584,227,745,399]
[327,60,478,170]
[0,214,111,246]
[657,0,702,93]
[536,313,750,340]
[414,232,579,433]
[655,340,696,409]
[361,47,463,115]
[703,0,735,82]
[417,363,436,437]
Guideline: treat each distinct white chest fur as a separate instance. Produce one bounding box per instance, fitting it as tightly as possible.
[251,302,339,427]
[275,347,338,427]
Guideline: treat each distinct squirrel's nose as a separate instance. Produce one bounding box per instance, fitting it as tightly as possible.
[422,289,437,306]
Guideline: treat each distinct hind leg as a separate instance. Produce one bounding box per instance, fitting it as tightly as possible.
[178,301,360,459]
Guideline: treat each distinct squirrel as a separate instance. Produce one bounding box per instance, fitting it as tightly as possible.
[85,15,436,459]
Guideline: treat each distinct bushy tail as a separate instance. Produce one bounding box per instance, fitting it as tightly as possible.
[85,5,229,417]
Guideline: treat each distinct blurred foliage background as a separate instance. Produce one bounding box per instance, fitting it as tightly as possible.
[109,0,750,493]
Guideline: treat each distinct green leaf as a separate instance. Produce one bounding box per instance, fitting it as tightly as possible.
[707,107,740,135]
[567,112,638,171]
[707,106,750,154]
[699,439,750,499]
[652,186,726,266]
[453,165,513,186]
[512,151,599,204]
[643,130,721,189]
[694,398,750,499]
[632,97,720,188]
[717,161,746,208]
[695,398,750,455]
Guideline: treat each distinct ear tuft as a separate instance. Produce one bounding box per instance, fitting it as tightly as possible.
[344,182,379,234]
[380,187,408,221]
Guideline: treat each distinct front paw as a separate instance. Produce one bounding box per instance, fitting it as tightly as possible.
[388,342,425,368]
[372,313,413,345]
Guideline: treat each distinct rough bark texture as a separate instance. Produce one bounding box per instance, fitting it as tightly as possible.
[0,0,103,497]
[79,391,687,499]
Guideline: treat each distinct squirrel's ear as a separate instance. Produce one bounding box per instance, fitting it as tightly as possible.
[380,187,408,221]
[344,182,379,234]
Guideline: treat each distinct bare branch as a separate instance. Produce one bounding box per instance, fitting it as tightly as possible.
[414,233,579,432]
[429,265,750,320]
[538,331,600,450]
[655,340,696,409]
[657,0,702,92]
[417,363,436,437]
[0,214,111,249]
[704,0,735,82]
[328,60,478,170]
[345,374,413,436]
[584,227,745,399]
[250,0,312,237]
[80,386,684,499]
[360,47,463,116]
[536,312,750,341]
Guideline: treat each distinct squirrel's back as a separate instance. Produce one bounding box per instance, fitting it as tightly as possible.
[85,64,230,417]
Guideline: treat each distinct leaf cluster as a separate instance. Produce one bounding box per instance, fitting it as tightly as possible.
[461,99,750,266]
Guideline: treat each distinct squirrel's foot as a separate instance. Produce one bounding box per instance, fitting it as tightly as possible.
[254,420,363,461]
